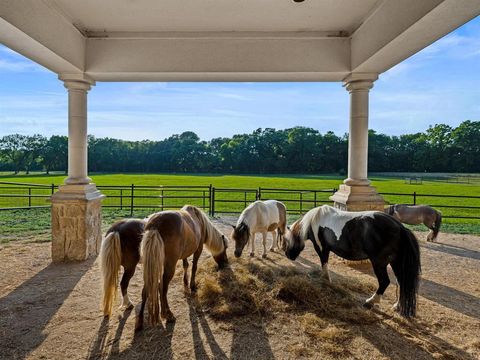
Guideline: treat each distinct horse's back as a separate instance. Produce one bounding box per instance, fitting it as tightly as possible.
[146,211,186,237]
[146,210,201,259]
[107,219,145,264]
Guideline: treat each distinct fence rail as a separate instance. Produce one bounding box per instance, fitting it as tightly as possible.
[0,181,478,220]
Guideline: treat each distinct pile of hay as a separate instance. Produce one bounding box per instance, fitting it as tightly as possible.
[194,258,379,356]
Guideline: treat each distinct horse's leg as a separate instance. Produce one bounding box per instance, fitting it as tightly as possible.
[261,232,268,258]
[365,262,390,308]
[425,219,435,242]
[250,233,255,257]
[160,260,176,322]
[390,261,401,311]
[269,230,277,252]
[310,238,331,282]
[190,245,203,293]
[120,265,136,310]
[135,287,147,331]
[182,258,189,289]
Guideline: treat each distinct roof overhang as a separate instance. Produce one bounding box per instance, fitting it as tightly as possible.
[1,0,479,82]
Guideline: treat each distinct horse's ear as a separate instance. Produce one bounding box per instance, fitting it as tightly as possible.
[230,224,236,229]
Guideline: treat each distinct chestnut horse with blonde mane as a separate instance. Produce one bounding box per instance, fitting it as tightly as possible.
[135,205,228,331]
[100,218,145,317]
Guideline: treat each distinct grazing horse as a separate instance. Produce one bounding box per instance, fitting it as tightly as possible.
[135,205,228,331]
[386,204,442,242]
[100,218,145,318]
[283,205,421,317]
[231,200,287,258]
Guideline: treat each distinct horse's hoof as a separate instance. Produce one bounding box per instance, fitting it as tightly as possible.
[249,252,255,257]
[163,312,176,323]
[134,321,143,332]
[262,253,267,259]
[392,302,400,312]
[363,302,373,309]
[125,302,134,311]
[270,248,275,252]
[190,285,197,293]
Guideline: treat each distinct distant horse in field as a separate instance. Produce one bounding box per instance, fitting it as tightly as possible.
[100,218,145,318]
[386,204,442,242]
[231,200,287,258]
[136,205,228,331]
[283,205,421,317]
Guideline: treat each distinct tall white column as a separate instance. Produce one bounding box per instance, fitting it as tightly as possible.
[330,73,384,211]
[63,77,92,184]
[50,74,104,262]
[344,79,373,186]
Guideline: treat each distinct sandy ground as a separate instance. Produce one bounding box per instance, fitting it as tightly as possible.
[0,222,479,360]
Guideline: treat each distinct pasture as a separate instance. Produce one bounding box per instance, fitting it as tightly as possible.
[0,220,479,359]
[1,172,479,237]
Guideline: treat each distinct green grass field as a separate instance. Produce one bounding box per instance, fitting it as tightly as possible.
[0,172,479,239]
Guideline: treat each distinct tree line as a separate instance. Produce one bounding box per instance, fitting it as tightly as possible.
[0,120,478,174]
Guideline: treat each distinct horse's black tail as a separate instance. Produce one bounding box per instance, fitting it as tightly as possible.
[432,211,442,241]
[395,227,421,317]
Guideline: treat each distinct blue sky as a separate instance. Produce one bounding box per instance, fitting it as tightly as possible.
[0,17,479,141]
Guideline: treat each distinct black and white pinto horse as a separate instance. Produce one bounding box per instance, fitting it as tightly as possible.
[283,205,421,317]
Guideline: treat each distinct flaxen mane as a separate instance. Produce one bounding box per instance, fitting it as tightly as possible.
[184,205,226,255]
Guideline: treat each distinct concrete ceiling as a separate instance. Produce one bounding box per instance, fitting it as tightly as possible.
[1,0,479,81]
[50,0,380,34]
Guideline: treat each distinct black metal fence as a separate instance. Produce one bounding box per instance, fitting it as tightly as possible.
[0,181,479,220]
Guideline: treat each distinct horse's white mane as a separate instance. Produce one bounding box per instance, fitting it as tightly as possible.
[299,205,333,240]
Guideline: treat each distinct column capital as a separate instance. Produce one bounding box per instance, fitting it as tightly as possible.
[59,73,96,91]
[343,73,378,92]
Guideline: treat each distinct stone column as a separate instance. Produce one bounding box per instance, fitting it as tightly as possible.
[330,73,384,211]
[50,74,105,262]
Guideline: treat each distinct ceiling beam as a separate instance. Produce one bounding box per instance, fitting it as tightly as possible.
[0,0,85,73]
[352,0,480,73]
[85,36,350,82]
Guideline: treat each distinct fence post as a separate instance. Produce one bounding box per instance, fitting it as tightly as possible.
[208,184,213,215]
[413,191,417,206]
[314,191,317,208]
[51,184,55,195]
[211,187,216,217]
[300,192,303,214]
[258,187,262,200]
[130,184,134,216]
[161,189,164,211]
[203,190,206,210]
[120,189,123,210]
[28,187,31,208]
[244,191,247,208]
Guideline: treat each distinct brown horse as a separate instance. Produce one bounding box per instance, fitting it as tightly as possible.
[386,204,442,242]
[135,205,228,331]
[100,218,145,317]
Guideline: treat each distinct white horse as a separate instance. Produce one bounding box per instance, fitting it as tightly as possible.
[231,200,287,258]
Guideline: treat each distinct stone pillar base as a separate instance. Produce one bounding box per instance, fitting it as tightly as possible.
[50,184,105,262]
[330,184,384,211]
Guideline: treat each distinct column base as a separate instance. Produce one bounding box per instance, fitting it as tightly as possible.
[50,184,105,262]
[330,183,384,211]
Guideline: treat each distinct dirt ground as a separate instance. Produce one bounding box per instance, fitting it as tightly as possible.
[0,221,479,360]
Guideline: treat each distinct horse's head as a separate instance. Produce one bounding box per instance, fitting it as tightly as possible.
[231,223,249,258]
[284,219,305,260]
[213,234,229,269]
